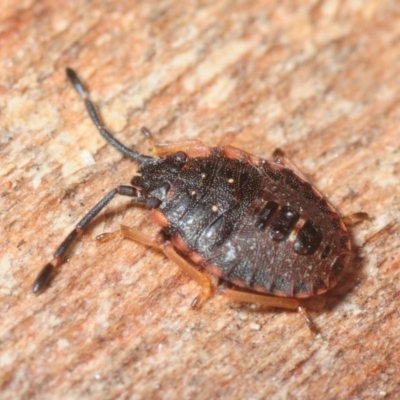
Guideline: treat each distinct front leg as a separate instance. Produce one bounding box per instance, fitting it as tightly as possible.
[32,186,140,294]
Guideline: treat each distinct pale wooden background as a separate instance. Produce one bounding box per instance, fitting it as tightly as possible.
[1,1,400,399]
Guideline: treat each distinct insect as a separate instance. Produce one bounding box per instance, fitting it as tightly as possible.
[32,68,364,328]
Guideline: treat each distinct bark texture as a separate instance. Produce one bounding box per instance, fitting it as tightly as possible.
[1,1,400,399]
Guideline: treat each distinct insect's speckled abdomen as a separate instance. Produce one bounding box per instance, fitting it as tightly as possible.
[32,68,356,311]
[157,147,351,298]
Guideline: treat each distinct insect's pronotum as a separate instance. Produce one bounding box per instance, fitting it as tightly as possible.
[33,68,365,329]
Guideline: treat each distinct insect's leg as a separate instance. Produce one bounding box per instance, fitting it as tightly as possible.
[97,225,165,247]
[153,140,212,158]
[97,228,213,306]
[139,111,208,158]
[220,287,300,309]
[32,185,141,294]
[219,287,317,333]
[342,212,370,226]
[162,243,214,308]
[272,148,309,180]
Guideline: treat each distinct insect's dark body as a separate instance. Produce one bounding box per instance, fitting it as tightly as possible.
[134,146,351,298]
[32,68,352,307]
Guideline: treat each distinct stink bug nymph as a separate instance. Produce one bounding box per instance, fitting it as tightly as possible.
[32,68,360,328]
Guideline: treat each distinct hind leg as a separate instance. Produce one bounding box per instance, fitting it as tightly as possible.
[219,286,316,333]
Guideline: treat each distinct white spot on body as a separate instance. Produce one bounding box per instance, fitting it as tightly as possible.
[224,243,237,263]
[288,218,306,243]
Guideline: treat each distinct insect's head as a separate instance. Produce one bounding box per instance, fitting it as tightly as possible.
[131,151,187,206]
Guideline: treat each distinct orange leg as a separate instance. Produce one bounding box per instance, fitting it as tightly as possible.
[97,226,317,330]
[220,287,300,309]
[153,140,212,158]
[96,225,165,247]
[342,212,370,226]
[162,243,214,307]
[219,286,317,333]
[140,129,212,158]
[97,225,214,307]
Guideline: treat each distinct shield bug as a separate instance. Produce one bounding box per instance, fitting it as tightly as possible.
[32,68,364,328]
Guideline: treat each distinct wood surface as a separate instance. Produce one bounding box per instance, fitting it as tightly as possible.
[1,1,400,399]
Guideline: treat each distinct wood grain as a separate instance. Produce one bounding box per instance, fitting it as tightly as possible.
[1,1,400,399]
